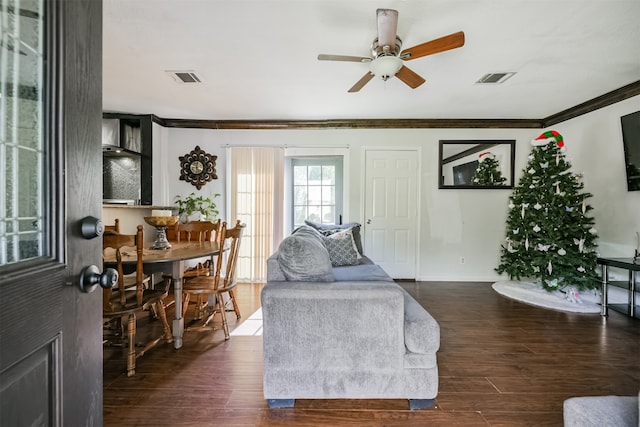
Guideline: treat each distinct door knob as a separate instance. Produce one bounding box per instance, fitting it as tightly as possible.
[366,219,371,224]
[81,216,105,239]
[79,265,118,293]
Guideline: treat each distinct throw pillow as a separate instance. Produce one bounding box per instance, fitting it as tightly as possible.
[304,220,363,255]
[322,229,360,267]
[327,228,361,258]
[278,228,334,282]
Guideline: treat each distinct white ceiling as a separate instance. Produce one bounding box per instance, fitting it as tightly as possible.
[102,0,640,121]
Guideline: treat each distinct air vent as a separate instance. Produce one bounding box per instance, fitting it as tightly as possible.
[165,70,203,84]
[476,72,516,84]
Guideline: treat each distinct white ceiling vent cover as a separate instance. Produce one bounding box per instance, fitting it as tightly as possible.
[166,70,203,84]
[476,72,516,84]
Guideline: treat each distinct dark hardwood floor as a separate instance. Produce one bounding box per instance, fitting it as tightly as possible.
[103,281,639,426]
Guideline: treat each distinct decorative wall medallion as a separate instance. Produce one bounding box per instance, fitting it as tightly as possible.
[179,146,217,189]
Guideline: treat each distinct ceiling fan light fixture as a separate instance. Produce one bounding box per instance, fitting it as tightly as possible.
[370,56,403,81]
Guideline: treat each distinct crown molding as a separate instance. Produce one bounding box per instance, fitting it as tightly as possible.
[161,118,543,130]
[542,80,640,127]
[123,80,640,130]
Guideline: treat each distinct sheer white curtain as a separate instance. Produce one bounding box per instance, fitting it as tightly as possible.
[229,147,284,283]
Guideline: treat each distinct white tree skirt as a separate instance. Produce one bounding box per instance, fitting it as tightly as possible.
[492,280,627,314]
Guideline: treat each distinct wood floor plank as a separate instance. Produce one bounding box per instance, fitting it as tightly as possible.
[103,281,640,426]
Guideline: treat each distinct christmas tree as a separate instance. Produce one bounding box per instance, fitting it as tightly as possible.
[472,151,507,186]
[496,130,599,293]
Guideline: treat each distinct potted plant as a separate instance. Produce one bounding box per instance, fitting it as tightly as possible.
[174,192,220,222]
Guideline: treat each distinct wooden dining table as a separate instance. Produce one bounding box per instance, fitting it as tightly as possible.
[103,241,221,349]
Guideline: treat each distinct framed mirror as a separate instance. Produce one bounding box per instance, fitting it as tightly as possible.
[439,140,515,189]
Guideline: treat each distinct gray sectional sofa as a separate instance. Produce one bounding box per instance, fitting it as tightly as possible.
[261,223,440,409]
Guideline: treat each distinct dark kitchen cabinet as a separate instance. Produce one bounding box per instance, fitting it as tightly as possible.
[102,113,153,205]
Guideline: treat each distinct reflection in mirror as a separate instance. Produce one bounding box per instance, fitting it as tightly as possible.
[439,140,515,189]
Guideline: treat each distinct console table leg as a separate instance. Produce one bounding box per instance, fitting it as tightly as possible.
[601,265,608,316]
[629,270,636,318]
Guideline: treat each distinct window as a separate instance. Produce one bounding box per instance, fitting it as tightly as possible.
[1,0,47,266]
[291,157,343,228]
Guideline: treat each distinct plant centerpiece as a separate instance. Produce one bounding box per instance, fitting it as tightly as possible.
[174,192,220,222]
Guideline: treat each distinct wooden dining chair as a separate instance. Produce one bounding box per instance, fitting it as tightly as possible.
[162,220,222,315]
[176,219,222,243]
[104,218,120,235]
[182,220,245,340]
[102,225,172,376]
[178,220,223,317]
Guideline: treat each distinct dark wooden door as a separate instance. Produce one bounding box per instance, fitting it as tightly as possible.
[0,1,103,425]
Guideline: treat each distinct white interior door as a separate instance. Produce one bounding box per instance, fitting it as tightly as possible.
[364,149,419,279]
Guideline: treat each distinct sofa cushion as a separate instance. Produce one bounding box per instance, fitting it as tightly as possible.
[332,257,393,282]
[305,220,363,255]
[322,229,361,267]
[266,252,286,281]
[277,226,334,282]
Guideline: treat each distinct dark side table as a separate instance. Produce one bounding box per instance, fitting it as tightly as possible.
[597,257,639,318]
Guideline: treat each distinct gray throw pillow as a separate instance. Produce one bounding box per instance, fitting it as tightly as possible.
[304,220,363,255]
[322,229,360,267]
[278,228,334,282]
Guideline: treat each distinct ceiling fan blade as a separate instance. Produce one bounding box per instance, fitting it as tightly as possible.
[348,72,375,93]
[400,31,465,60]
[318,54,371,63]
[395,65,426,89]
[376,8,399,50]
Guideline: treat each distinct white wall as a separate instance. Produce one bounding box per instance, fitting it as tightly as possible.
[548,96,640,258]
[151,95,640,281]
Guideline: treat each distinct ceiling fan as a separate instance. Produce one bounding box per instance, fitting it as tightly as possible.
[318,8,465,92]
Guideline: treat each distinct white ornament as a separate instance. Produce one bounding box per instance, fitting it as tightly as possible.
[513,228,520,235]
[556,184,560,194]
[540,162,548,169]
[508,201,515,209]
[534,203,542,210]
[556,154,560,166]
[582,199,586,214]
[589,227,597,235]
[537,243,550,252]
[528,155,534,160]
[577,266,586,273]
[507,242,517,253]
[547,261,553,274]
[521,203,529,219]
[533,225,541,232]
[558,248,566,256]
[528,168,536,174]
[525,237,530,250]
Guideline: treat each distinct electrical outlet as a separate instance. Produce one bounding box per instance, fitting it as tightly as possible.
[460,257,465,264]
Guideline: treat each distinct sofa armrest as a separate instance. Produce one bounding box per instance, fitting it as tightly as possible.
[261,281,406,371]
[563,395,639,427]
[401,289,440,354]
